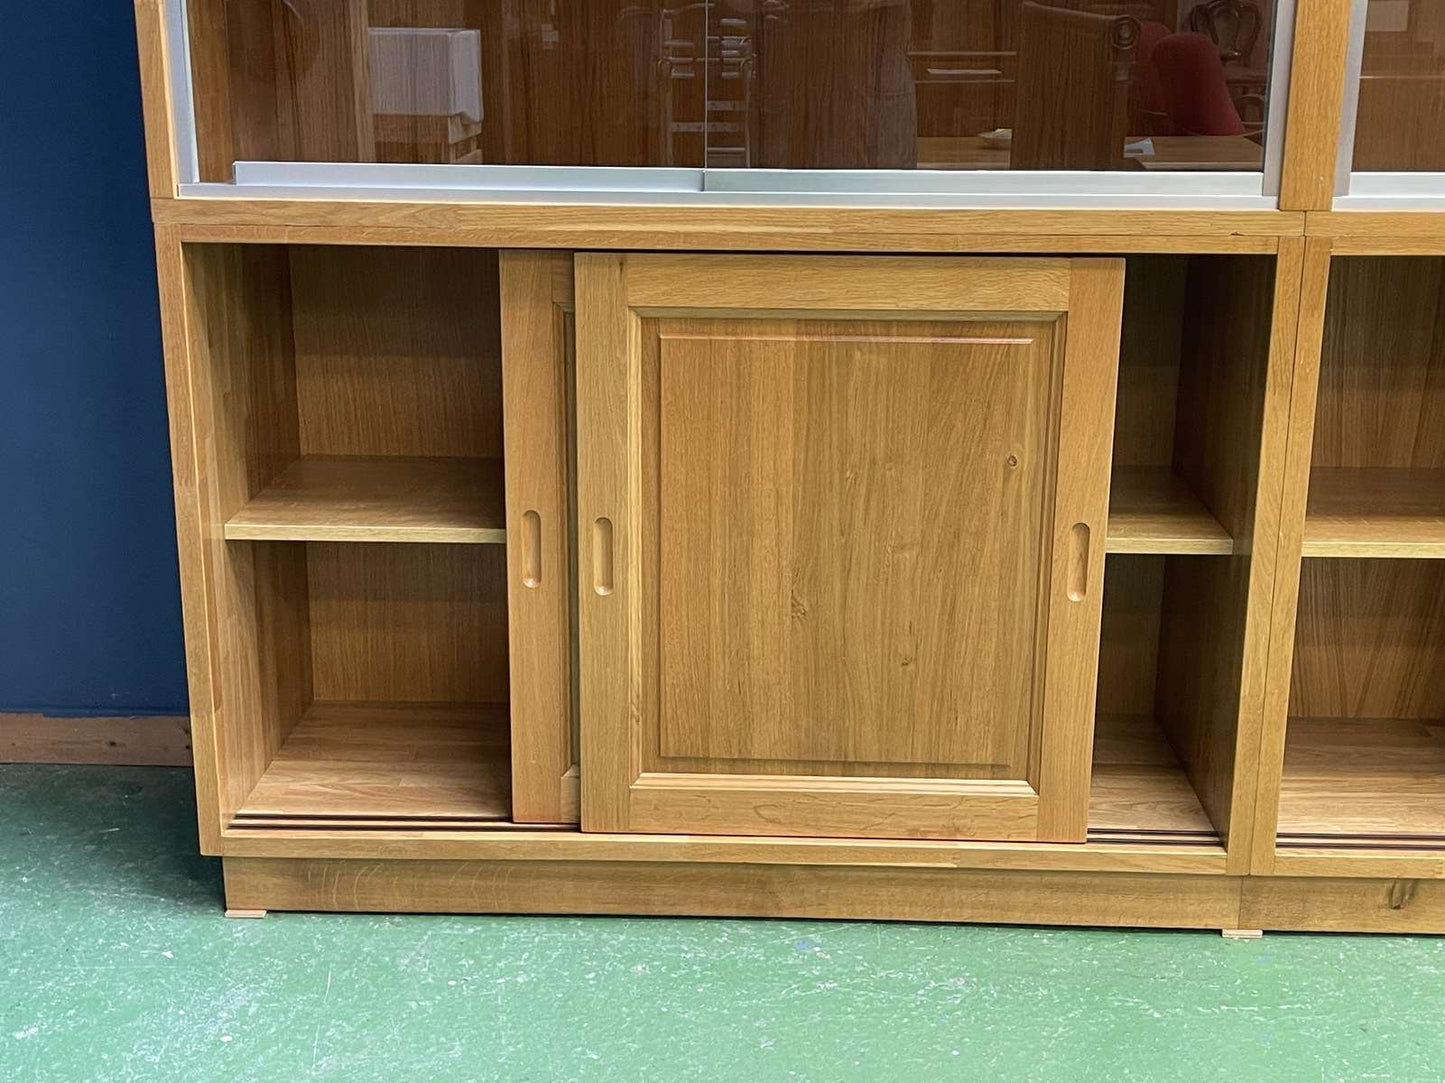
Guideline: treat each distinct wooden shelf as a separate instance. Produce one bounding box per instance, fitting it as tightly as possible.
[1278,717,1445,846]
[1089,714,1216,843]
[1105,466,1233,556]
[224,456,506,544]
[1303,467,1445,558]
[232,702,512,826]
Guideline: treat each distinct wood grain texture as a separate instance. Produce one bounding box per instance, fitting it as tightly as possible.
[234,702,511,822]
[213,703,1217,856]
[656,317,1054,770]
[1303,467,1445,557]
[1278,717,1445,842]
[133,0,179,196]
[1239,876,1445,933]
[1112,257,1189,469]
[289,246,503,459]
[618,253,1072,313]
[1289,558,1445,722]
[1155,250,1300,871]
[1096,554,1166,720]
[178,242,312,845]
[1278,0,1354,211]
[1308,213,1445,254]
[1312,258,1445,472]
[500,250,580,824]
[151,199,1297,250]
[1089,714,1216,838]
[578,253,1121,842]
[1106,466,1233,555]
[1249,237,1332,874]
[1272,850,1445,880]
[306,542,509,705]
[153,228,224,850]
[0,713,192,767]
[224,858,1244,927]
[1035,259,1126,840]
[219,830,1227,872]
[224,455,505,543]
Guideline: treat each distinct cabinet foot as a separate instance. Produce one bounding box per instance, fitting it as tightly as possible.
[1220,928,1263,939]
[224,908,268,920]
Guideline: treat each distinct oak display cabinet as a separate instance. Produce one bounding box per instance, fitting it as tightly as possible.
[133,1,1445,932]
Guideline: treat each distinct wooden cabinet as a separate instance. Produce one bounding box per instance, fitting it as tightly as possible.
[573,254,1123,840]
[135,0,1445,932]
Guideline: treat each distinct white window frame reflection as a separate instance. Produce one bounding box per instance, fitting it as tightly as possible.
[164,0,1297,210]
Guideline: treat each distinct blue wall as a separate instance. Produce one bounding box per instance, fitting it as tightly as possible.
[0,4,188,715]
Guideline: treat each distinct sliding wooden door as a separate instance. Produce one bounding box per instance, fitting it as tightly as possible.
[575,254,1124,841]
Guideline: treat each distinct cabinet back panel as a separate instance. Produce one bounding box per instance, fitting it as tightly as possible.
[306,542,509,704]
[1290,559,1445,721]
[1112,257,1188,468]
[1314,258,1445,471]
[1096,555,1164,718]
[289,246,503,459]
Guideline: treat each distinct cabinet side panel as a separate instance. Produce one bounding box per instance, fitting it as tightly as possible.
[180,243,309,831]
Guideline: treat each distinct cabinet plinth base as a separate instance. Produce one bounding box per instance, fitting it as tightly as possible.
[223,908,267,920]
[221,858,1445,934]
[1220,929,1264,939]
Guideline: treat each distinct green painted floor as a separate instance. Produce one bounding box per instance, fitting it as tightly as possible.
[2,765,1443,1082]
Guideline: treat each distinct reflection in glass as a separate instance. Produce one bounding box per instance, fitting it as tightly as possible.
[1354,0,1445,171]
[186,0,1275,180]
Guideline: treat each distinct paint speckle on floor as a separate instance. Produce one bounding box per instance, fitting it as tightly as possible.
[1,764,1443,1082]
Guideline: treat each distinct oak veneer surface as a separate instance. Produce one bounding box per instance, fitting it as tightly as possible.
[499,251,580,824]
[577,254,1122,843]
[1289,558,1445,722]
[1303,467,1445,557]
[235,702,511,822]
[289,246,504,461]
[306,542,510,705]
[1106,465,1233,555]
[1278,717,1445,842]
[224,455,506,543]
[1089,714,1215,840]
[656,317,1055,769]
[1313,258,1445,473]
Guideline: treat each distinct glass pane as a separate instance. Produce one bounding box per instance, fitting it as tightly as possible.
[186,0,706,179]
[185,1,1277,180]
[1353,0,1445,171]
[707,0,1274,171]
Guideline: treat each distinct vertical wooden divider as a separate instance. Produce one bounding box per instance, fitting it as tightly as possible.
[1249,237,1334,873]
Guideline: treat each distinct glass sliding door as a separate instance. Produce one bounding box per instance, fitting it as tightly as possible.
[173,0,1290,199]
[186,0,706,178]
[707,0,1278,175]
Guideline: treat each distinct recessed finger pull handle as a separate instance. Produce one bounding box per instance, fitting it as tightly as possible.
[1067,522,1091,602]
[521,510,542,588]
[592,517,615,597]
